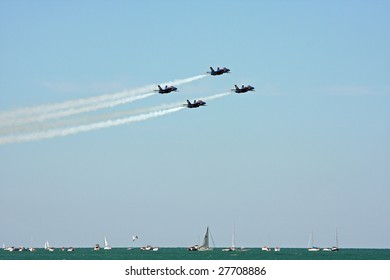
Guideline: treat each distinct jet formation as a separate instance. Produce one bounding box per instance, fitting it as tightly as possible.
[156,67,253,109]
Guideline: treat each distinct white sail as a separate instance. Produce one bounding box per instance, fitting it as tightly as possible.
[104,236,112,250]
[200,227,209,248]
[232,225,236,250]
[222,225,237,251]
[198,227,212,251]
[45,240,54,251]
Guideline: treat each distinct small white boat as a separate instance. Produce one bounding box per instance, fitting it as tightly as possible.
[140,245,159,251]
[308,247,320,251]
[188,245,199,251]
[261,246,271,251]
[307,232,320,251]
[93,244,100,251]
[274,246,281,252]
[3,243,14,251]
[67,247,75,252]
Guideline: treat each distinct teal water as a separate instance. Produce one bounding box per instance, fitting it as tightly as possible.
[1,248,389,260]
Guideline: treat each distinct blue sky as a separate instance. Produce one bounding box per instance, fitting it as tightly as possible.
[0,0,389,248]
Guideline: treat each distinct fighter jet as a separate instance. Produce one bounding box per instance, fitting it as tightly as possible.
[154,85,178,94]
[207,66,230,76]
[185,99,206,108]
[231,84,255,93]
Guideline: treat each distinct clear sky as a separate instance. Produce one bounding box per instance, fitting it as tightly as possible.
[0,0,389,249]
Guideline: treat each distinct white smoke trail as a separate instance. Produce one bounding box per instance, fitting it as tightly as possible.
[0,74,208,124]
[0,107,185,144]
[0,99,178,135]
[1,92,155,126]
[201,91,231,101]
[0,91,231,145]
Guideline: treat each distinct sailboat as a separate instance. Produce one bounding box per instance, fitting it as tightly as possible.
[103,236,112,250]
[222,225,236,252]
[188,227,213,251]
[323,228,340,251]
[28,237,36,252]
[331,228,339,251]
[45,240,55,251]
[3,243,13,251]
[307,232,320,251]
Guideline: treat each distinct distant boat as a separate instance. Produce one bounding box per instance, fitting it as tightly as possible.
[188,227,213,251]
[44,241,54,251]
[222,225,237,252]
[261,246,271,252]
[3,243,13,251]
[93,244,100,251]
[140,245,159,251]
[261,232,272,251]
[331,228,340,251]
[28,237,35,252]
[67,247,75,252]
[307,232,320,251]
[274,246,281,252]
[104,237,112,250]
[323,228,340,251]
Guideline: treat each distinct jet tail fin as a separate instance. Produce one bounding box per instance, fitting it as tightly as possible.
[235,85,239,90]
[158,85,163,90]
[209,67,215,72]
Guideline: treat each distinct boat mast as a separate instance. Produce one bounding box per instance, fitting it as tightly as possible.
[232,224,236,249]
